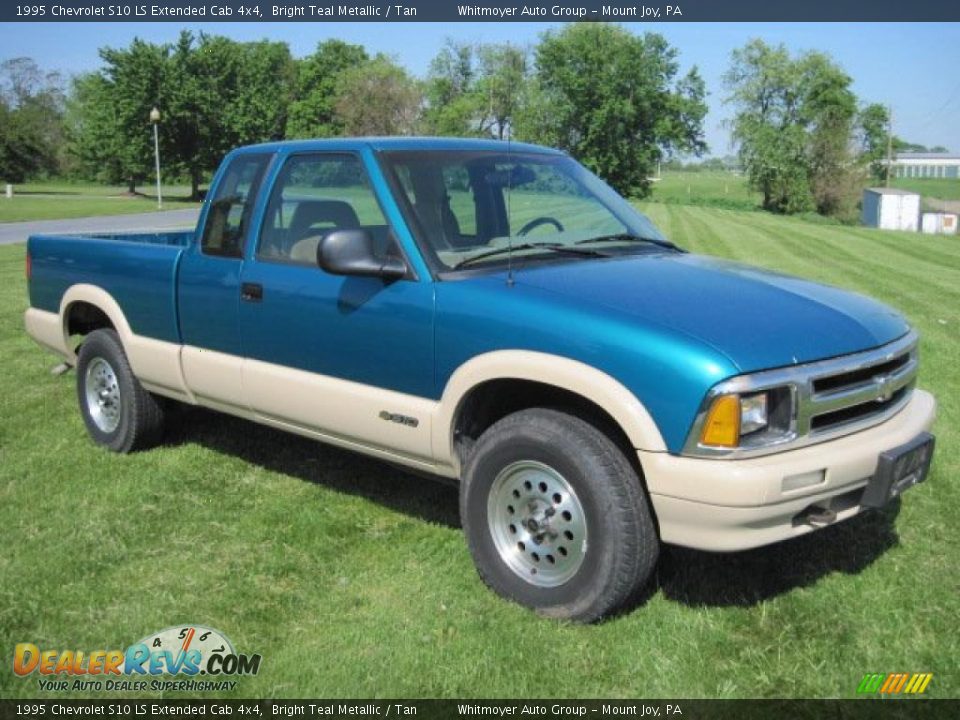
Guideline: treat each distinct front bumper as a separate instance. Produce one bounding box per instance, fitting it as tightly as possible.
[640,389,936,551]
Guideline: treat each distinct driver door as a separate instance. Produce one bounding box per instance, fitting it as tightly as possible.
[238,151,435,461]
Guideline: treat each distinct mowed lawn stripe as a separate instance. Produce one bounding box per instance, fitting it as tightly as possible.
[744,211,960,295]
[666,205,840,277]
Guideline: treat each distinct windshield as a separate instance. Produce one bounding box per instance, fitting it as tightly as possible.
[379,150,671,272]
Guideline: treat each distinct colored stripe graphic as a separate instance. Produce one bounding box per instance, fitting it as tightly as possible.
[857,673,885,693]
[860,672,933,694]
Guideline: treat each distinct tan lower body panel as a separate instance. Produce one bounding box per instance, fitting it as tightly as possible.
[25,305,448,474]
[176,347,445,473]
[181,346,244,412]
[643,389,936,551]
[24,308,66,358]
[243,356,437,464]
[129,336,194,403]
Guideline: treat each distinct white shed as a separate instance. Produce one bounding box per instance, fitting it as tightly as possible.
[921,213,958,235]
[861,188,921,232]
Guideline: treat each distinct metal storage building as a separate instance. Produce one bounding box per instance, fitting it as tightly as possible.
[890,153,960,179]
[862,188,921,232]
[921,212,958,235]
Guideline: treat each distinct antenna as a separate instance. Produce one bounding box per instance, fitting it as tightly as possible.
[506,125,515,287]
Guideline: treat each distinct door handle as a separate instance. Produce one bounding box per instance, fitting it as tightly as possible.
[240,282,263,302]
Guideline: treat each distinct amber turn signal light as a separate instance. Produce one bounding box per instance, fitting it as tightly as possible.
[700,394,741,447]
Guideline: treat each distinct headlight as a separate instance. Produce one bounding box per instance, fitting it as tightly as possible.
[740,392,768,436]
[699,388,792,449]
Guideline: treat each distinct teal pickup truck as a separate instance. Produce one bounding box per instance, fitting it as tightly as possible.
[25,138,936,621]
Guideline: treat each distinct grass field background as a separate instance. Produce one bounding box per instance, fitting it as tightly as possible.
[0,182,200,223]
[1,201,957,699]
[888,177,960,202]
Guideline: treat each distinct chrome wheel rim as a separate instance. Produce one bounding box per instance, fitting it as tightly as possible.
[84,357,121,433]
[487,460,588,588]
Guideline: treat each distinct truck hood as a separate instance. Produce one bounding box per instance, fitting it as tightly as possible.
[509,253,909,373]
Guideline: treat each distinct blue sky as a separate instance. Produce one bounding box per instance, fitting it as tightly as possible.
[3,22,959,156]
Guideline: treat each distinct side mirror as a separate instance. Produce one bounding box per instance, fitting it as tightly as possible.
[317,229,407,280]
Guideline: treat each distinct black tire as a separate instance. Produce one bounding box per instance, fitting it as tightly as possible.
[460,408,659,622]
[76,328,165,453]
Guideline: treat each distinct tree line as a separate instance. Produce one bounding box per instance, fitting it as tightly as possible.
[0,25,921,220]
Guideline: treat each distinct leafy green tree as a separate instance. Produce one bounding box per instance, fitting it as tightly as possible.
[68,32,293,198]
[67,72,130,186]
[725,40,814,213]
[228,40,295,144]
[333,56,422,136]
[727,39,890,218]
[98,39,171,194]
[424,40,483,137]
[521,24,707,198]
[287,40,368,139]
[424,40,531,139]
[893,139,928,153]
[475,44,530,139]
[0,57,66,181]
[799,52,858,216]
[0,98,46,182]
[857,103,890,184]
[891,139,949,154]
[68,39,169,193]
[165,32,294,197]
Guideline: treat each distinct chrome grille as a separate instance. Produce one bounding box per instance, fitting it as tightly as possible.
[801,342,917,436]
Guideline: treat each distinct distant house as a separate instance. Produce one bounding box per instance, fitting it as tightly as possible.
[862,188,920,231]
[890,153,960,179]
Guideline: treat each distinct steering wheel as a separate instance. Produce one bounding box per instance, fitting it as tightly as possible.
[517,216,564,236]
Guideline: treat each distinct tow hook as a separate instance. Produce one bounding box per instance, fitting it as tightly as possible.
[805,505,837,527]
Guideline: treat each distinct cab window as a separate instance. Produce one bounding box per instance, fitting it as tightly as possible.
[257,153,391,266]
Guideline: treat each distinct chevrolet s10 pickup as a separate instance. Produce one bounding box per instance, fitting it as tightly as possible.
[25,138,937,621]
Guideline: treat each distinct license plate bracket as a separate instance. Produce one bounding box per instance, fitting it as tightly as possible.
[861,432,935,508]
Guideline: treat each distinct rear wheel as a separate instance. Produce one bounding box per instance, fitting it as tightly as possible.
[76,329,165,453]
[461,408,659,622]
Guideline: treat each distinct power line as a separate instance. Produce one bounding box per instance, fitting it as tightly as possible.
[907,79,960,133]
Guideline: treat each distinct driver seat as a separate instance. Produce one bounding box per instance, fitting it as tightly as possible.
[288,200,360,264]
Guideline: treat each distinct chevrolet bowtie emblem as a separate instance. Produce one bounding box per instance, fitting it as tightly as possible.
[874,373,894,402]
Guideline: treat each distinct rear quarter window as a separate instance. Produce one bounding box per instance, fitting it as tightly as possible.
[200,154,271,258]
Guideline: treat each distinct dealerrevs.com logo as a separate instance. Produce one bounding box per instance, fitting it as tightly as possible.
[14,625,262,692]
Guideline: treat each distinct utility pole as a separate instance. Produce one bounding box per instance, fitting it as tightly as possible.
[885,105,894,188]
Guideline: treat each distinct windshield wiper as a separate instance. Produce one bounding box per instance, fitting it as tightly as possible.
[575,233,682,252]
[452,242,608,270]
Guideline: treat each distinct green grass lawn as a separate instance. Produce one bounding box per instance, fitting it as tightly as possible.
[0,182,200,223]
[647,171,762,211]
[891,177,960,202]
[1,204,958,699]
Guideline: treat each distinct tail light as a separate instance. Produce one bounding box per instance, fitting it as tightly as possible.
[25,251,31,281]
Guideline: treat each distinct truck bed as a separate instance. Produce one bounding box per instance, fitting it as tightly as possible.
[27,231,194,344]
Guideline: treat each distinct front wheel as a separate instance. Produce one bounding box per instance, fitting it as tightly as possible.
[76,329,165,453]
[460,408,659,622]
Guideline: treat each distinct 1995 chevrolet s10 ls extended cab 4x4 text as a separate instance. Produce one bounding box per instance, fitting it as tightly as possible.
[25,138,936,620]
